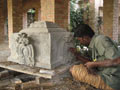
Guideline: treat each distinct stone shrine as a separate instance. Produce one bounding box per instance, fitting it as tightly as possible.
[8,21,74,69]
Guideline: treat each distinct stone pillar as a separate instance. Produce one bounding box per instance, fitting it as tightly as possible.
[113,0,119,42]
[103,0,119,41]
[40,0,69,29]
[7,0,23,38]
[0,0,5,43]
[55,0,69,29]
[23,13,27,29]
[89,0,95,30]
[40,0,55,22]
[94,0,103,33]
[35,8,39,21]
[118,1,120,42]
[103,0,113,38]
[38,9,41,21]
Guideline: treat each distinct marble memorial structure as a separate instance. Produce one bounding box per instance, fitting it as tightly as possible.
[8,21,74,69]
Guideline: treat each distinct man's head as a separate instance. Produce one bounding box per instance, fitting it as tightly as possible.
[74,24,95,46]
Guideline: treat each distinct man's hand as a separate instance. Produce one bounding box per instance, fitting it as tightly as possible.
[69,47,81,57]
[69,47,77,54]
[69,47,90,63]
[85,62,97,75]
[85,62,96,69]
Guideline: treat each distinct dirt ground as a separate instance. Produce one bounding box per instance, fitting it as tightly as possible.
[0,42,101,90]
[0,73,101,90]
[23,78,101,90]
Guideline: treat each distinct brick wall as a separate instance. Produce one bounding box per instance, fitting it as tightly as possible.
[6,0,70,41]
[23,0,40,21]
[40,0,69,29]
[23,0,40,12]
[23,0,69,29]
[22,0,40,28]
[0,0,69,43]
[55,0,69,29]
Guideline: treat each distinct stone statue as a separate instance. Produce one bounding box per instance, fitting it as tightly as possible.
[16,33,34,67]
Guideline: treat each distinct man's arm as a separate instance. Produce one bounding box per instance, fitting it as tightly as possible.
[69,47,91,63]
[85,36,120,68]
[76,55,90,63]
[85,57,120,68]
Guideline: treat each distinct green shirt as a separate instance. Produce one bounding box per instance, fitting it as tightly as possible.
[89,34,120,90]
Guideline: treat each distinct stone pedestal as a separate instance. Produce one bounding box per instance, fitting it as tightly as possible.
[8,21,74,69]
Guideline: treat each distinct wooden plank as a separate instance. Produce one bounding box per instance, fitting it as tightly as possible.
[0,61,52,79]
[0,61,80,79]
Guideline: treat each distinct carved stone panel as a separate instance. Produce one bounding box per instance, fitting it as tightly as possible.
[8,33,34,67]
[8,21,74,69]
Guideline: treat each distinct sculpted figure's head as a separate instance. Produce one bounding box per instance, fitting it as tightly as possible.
[16,33,29,46]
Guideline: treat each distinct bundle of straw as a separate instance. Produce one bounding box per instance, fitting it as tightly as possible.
[71,64,113,90]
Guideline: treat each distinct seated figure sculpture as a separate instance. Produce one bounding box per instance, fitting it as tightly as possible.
[16,33,34,66]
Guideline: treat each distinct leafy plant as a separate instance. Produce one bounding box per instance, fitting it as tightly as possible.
[70,0,84,31]
[70,9,84,31]
[70,0,91,58]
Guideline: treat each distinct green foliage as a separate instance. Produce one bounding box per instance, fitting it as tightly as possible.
[70,0,91,58]
[70,0,76,12]
[70,9,84,31]
[70,0,76,3]
[70,0,85,31]
[70,0,90,31]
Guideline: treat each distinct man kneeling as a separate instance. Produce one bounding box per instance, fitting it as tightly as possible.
[70,24,120,90]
